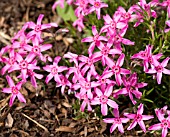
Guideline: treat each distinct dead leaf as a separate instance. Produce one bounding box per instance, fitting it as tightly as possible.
[62,102,72,108]
[100,120,107,134]
[5,113,14,128]
[55,126,75,133]
[24,82,36,92]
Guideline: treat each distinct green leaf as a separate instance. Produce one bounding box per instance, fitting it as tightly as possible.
[56,2,77,22]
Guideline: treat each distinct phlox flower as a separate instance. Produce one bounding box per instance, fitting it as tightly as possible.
[146,57,170,84]
[101,14,127,35]
[8,53,39,82]
[124,103,154,132]
[148,108,170,137]
[116,6,138,23]
[43,56,68,84]
[103,108,129,133]
[73,15,85,32]
[73,71,100,99]
[56,74,72,94]
[88,0,108,19]
[17,60,43,88]
[108,32,135,50]
[131,45,162,72]
[114,73,147,105]
[74,0,89,17]
[2,75,26,106]
[27,14,58,42]
[132,0,158,27]
[1,50,17,75]
[104,54,131,86]
[91,84,118,116]
[95,67,116,90]
[81,25,108,55]
[78,53,100,76]
[75,92,92,112]
[52,0,65,9]
[94,42,122,66]
[24,37,52,62]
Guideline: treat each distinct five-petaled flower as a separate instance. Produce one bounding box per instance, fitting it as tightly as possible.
[103,108,129,133]
[124,103,154,132]
[148,108,170,137]
[2,75,26,106]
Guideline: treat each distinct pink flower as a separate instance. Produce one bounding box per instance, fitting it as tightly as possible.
[124,103,154,132]
[78,54,100,76]
[94,42,122,66]
[148,108,170,137]
[27,14,58,42]
[43,56,68,84]
[146,57,170,84]
[81,25,108,55]
[75,93,92,112]
[73,72,100,99]
[24,37,52,62]
[2,75,26,106]
[104,54,131,86]
[131,45,162,72]
[73,16,85,32]
[74,0,89,17]
[103,108,129,133]
[91,84,118,116]
[114,73,147,105]
[8,53,39,82]
[165,20,170,33]
[101,14,127,35]
[88,0,108,19]
[56,74,72,94]
[52,0,65,9]
[1,50,17,75]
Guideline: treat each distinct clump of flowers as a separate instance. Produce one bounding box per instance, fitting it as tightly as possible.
[1,0,170,136]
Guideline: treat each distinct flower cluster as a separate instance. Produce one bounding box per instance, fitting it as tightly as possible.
[1,0,170,136]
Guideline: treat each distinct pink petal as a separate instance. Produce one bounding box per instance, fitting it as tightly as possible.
[137,103,144,115]
[148,123,162,130]
[45,73,54,84]
[17,92,26,103]
[163,68,170,75]
[9,94,16,107]
[116,54,125,67]
[110,124,118,133]
[81,37,93,42]
[162,127,168,137]
[103,118,115,123]
[92,26,98,36]
[41,44,52,52]
[6,75,15,87]
[118,124,124,133]
[2,88,12,93]
[37,14,44,25]
[101,104,108,116]
[115,73,122,86]
[107,99,118,109]
[161,57,170,67]
[138,120,146,132]
[80,101,86,112]
[142,115,154,120]
[157,72,162,84]
[95,88,103,97]
[127,120,137,130]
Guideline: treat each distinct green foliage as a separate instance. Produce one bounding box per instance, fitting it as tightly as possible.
[56,2,77,22]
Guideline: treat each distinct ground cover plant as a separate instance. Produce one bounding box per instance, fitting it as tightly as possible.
[0,0,170,136]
